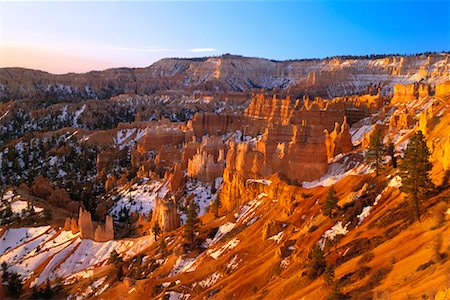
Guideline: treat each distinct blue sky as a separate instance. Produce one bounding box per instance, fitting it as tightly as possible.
[1,1,449,73]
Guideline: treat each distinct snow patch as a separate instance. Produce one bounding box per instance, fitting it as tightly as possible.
[268,231,284,243]
[207,238,240,260]
[319,221,349,249]
[72,104,86,127]
[303,160,370,188]
[199,272,222,288]
[246,179,272,186]
[169,256,197,276]
[235,193,266,224]
[350,124,373,146]
[387,175,402,188]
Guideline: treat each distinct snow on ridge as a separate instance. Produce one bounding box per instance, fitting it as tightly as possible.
[1,227,153,285]
[114,128,145,150]
[9,200,43,215]
[164,291,190,300]
[198,272,222,288]
[357,175,402,225]
[235,192,266,224]
[72,104,86,127]
[302,159,370,189]
[207,238,240,260]
[319,221,349,249]
[357,206,373,225]
[387,175,402,189]
[226,254,240,272]
[268,231,284,243]
[0,110,10,121]
[207,222,235,246]
[58,105,68,122]
[246,179,272,186]
[0,226,51,254]
[185,179,219,219]
[350,124,374,146]
[109,180,163,218]
[169,256,198,276]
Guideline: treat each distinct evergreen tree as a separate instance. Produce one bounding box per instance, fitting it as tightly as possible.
[308,244,326,280]
[159,237,167,256]
[386,142,397,168]
[324,264,335,286]
[328,282,345,300]
[1,262,7,272]
[212,195,221,218]
[5,271,23,296]
[108,250,123,266]
[365,127,384,176]
[184,201,199,247]
[152,221,162,241]
[211,181,216,194]
[323,186,339,218]
[399,130,433,221]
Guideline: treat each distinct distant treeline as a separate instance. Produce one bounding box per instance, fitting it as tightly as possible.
[166,51,450,63]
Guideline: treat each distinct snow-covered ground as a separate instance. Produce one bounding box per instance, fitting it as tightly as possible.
[350,122,374,146]
[303,155,370,188]
[109,179,164,218]
[319,221,350,249]
[114,128,146,151]
[246,179,272,186]
[185,178,220,217]
[0,227,153,286]
[169,256,198,276]
[1,190,44,216]
[357,175,403,225]
[207,238,240,260]
[72,104,86,127]
[198,272,222,288]
[235,192,266,225]
[204,222,235,248]
[268,231,284,243]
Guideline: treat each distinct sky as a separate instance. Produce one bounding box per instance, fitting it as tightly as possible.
[1,0,449,74]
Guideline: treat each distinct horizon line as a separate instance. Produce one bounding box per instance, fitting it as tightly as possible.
[1,50,449,75]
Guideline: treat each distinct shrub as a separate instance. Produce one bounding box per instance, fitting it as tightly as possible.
[358,251,375,265]
[416,260,435,272]
[301,192,312,199]
[308,224,319,233]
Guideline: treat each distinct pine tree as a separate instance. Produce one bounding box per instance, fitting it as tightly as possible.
[6,271,23,296]
[386,142,397,168]
[211,181,216,194]
[323,186,339,218]
[159,237,167,256]
[184,201,199,247]
[212,195,221,218]
[108,250,123,266]
[365,127,384,176]
[399,130,433,222]
[324,264,335,286]
[152,221,162,241]
[308,244,326,280]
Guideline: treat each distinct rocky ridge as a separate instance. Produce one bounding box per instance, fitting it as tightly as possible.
[1,53,449,101]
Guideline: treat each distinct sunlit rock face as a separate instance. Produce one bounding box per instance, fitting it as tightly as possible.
[64,208,114,242]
